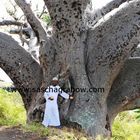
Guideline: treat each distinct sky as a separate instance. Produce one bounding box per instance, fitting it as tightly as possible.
[92,0,113,9]
[0,0,113,83]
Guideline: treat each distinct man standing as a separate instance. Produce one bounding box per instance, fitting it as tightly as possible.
[42,77,73,127]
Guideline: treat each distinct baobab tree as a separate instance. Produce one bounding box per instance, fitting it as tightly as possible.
[0,0,140,138]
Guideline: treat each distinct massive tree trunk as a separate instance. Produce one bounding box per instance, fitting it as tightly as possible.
[0,0,140,138]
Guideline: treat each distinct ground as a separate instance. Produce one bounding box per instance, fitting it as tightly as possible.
[0,126,47,140]
[0,125,88,140]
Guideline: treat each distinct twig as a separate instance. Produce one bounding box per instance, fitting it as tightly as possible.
[0,20,23,26]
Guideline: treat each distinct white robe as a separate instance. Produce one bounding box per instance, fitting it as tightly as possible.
[42,85,69,127]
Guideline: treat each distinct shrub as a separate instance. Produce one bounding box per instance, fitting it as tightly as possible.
[0,88,26,126]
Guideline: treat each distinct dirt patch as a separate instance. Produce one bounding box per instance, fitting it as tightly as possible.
[0,126,48,140]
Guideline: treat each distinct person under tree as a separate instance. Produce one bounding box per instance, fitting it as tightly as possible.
[42,77,73,128]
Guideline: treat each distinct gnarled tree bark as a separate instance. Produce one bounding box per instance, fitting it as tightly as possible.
[107,57,140,124]
[0,32,43,110]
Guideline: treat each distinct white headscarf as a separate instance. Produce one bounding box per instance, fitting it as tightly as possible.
[52,77,58,81]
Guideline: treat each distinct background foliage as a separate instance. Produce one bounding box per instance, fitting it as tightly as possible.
[0,88,26,126]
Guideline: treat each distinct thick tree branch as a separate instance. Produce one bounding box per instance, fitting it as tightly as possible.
[85,0,128,28]
[44,0,90,33]
[95,0,127,15]
[14,0,46,41]
[0,20,23,26]
[107,58,140,121]
[86,0,140,101]
[41,0,92,86]
[83,0,127,28]
[0,32,43,109]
